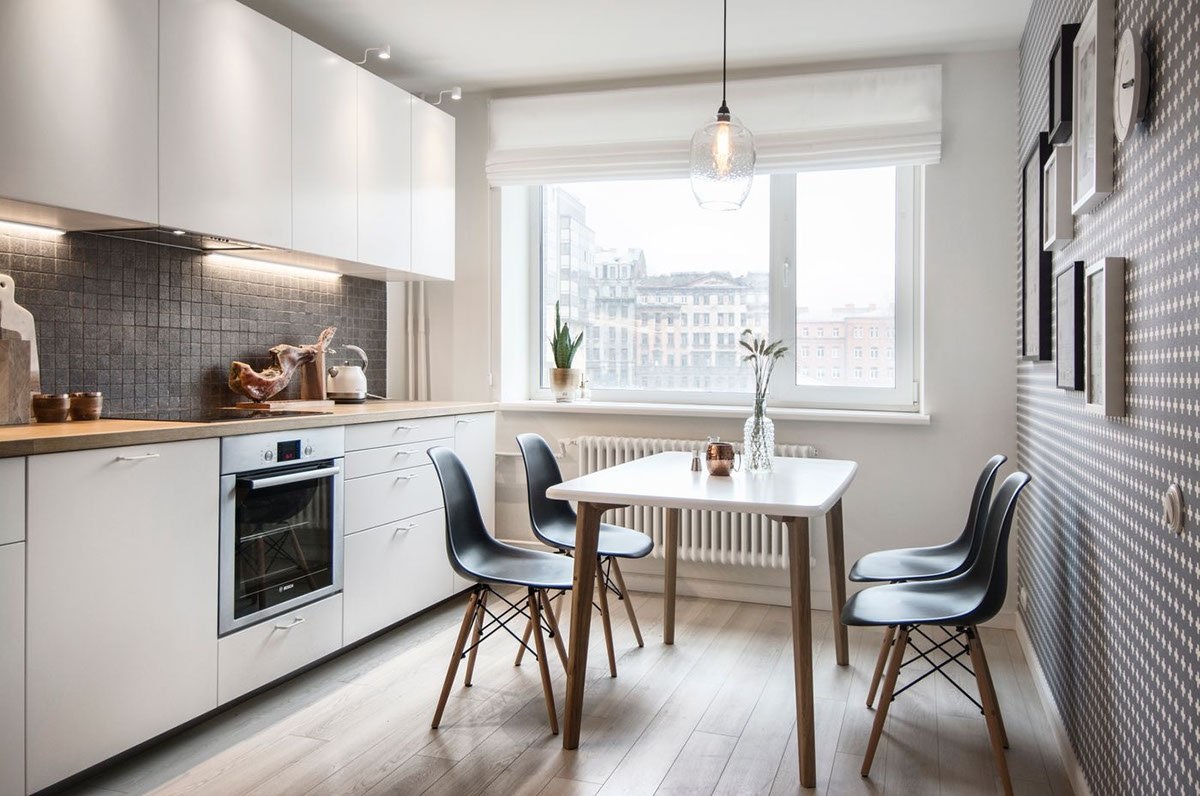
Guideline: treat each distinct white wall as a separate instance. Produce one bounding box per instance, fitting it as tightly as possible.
[401,49,1020,617]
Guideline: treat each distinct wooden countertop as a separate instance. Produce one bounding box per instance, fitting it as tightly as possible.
[0,401,498,458]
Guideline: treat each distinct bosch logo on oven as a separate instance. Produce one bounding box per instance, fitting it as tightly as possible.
[278,583,295,594]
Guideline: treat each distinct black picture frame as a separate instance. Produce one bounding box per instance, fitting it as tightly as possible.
[1022,133,1053,360]
[1048,23,1081,144]
[1055,261,1085,390]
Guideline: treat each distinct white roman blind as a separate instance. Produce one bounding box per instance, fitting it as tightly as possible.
[487,64,942,185]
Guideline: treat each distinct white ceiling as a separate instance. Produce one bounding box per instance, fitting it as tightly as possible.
[241,1,1032,94]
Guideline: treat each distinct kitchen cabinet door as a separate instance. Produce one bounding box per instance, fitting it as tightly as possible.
[0,0,158,226]
[0,457,24,546]
[343,509,452,644]
[0,543,24,796]
[292,34,358,262]
[357,70,413,270]
[410,100,456,280]
[160,0,292,247]
[453,413,496,592]
[25,439,220,793]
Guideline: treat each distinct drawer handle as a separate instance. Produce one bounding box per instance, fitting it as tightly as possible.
[274,616,306,630]
[394,425,416,432]
[116,453,160,462]
[456,418,477,425]
[394,523,417,534]
[394,450,413,457]
[395,474,415,482]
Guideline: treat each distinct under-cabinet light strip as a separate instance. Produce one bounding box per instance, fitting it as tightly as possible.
[205,253,342,281]
[0,220,66,237]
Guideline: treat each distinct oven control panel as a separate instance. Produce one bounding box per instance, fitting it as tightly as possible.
[221,426,344,474]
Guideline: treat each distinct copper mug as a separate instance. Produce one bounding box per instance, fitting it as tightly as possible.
[705,440,741,476]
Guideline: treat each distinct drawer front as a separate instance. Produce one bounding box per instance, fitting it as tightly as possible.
[0,458,23,545]
[345,463,443,533]
[218,594,343,705]
[345,416,456,451]
[343,509,453,644]
[344,437,451,479]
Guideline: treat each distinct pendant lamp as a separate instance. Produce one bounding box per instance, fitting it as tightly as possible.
[689,0,756,210]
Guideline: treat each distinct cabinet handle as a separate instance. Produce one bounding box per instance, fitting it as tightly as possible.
[456,418,477,425]
[394,425,416,432]
[116,453,160,462]
[274,616,306,630]
[394,450,413,457]
[395,474,415,482]
[394,523,416,534]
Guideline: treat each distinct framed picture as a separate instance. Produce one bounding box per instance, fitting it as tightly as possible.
[1085,257,1125,415]
[1043,143,1074,250]
[1022,133,1052,360]
[1056,261,1084,390]
[1048,23,1081,144]
[1071,0,1114,214]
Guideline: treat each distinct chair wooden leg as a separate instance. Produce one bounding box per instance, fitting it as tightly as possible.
[432,590,480,729]
[540,588,569,670]
[866,625,897,708]
[967,627,1013,795]
[973,629,1009,748]
[528,588,559,735]
[513,614,534,667]
[595,559,617,677]
[463,589,488,687]
[862,626,908,777]
[609,558,644,648]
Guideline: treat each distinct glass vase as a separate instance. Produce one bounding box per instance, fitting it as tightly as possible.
[743,400,775,473]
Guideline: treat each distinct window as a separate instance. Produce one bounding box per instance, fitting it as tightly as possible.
[529,167,919,409]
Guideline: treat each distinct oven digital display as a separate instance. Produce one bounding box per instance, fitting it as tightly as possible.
[277,440,302,462]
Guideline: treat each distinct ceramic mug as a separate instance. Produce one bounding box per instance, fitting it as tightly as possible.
[705,441,741,476]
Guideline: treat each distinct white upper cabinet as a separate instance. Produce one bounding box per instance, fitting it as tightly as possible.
[0,0,158,226]
[357,70,413,271]
[410,100,456,280]
[292,34,358,262]
[159,0,292,248]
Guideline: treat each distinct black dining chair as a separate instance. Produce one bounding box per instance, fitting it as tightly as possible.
[427,446,574,735]
[849,453,1007,707]
[841,471,1031,796]
[514,432,653,677]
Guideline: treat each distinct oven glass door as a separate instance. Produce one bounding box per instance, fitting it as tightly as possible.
[228,460,341,630]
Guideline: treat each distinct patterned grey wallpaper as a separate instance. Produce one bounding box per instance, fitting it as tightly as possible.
[0,230,386,416]
[1017,1,1199,794]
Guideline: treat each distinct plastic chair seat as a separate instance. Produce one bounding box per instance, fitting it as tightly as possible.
[848,543,968,583]
[455,543,575,591]
[534,519,654,559]
[842,577,989,627]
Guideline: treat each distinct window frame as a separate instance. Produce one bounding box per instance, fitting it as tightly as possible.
[526,167,923,412]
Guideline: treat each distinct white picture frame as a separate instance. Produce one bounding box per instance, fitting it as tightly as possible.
[1084,257,1125,416]
[1043,144,1074,250]
[1071,0,1114,214]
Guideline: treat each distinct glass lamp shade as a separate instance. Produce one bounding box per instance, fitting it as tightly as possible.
[689,112,756,210]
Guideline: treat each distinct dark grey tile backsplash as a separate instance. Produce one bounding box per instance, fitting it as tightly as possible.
[0,230,386,416]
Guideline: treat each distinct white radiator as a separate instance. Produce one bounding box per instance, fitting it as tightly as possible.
[570,436,818,569]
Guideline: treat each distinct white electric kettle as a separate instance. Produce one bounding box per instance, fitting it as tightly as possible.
[326,345,369,403]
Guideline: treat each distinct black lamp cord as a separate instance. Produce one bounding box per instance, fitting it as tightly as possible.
[718,0,730,120]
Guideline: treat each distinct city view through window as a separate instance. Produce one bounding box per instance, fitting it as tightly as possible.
[540,171,898,395]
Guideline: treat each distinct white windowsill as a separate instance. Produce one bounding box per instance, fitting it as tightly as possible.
[498,400,931,426]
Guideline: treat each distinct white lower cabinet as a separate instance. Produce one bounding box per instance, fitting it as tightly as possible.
[453,413,497,592]
[343,510,452,644]
[218,594,343,705]
[345,461,445,534]
[25,439,220,793]
[0,542,24,796]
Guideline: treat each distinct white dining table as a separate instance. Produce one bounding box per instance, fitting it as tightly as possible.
[547,450,858,789]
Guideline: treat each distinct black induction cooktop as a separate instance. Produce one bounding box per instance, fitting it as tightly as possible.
[113,409,334,423]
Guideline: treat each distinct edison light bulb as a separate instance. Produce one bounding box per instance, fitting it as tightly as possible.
[712,120,733,176]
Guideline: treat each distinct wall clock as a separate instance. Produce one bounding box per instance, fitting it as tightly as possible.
[1114,28,1149,142]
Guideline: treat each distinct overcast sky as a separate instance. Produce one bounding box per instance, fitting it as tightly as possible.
[558,167,896,312]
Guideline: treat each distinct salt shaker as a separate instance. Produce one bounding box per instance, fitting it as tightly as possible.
[690,449,701,471]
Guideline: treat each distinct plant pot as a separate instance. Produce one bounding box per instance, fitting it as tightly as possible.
[550,368,581,403]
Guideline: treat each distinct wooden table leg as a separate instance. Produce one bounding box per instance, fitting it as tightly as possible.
[663,507,680,645]
[563,501,606,750]
[786,517,816,789]
[826,499,849,666]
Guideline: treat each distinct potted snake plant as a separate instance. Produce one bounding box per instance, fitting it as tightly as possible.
[548,301,584,402]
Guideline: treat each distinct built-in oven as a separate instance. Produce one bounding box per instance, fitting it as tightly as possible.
[219,427,344,635]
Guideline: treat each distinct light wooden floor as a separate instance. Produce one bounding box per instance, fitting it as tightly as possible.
[65,591,1072,796]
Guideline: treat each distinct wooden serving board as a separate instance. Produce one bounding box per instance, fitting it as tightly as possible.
[233,399,336,411]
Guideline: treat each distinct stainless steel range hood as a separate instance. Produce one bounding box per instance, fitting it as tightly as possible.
[82,226,271,253]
